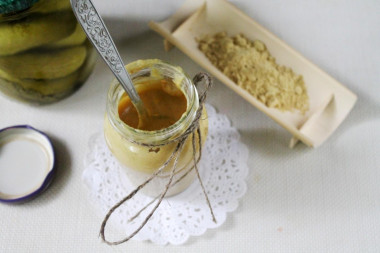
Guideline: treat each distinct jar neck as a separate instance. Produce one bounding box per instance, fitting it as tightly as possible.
[106,61,199,145]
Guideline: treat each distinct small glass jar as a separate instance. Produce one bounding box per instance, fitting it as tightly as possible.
[104,59,208,197]
[0,0,96,104]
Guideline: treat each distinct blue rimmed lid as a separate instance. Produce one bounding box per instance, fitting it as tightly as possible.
[0,125,55,203]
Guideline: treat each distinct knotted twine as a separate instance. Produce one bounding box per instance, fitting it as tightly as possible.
[100,73,215,245]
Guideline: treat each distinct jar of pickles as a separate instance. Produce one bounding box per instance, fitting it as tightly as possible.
[104,59,208,197]
[0,0,96,104]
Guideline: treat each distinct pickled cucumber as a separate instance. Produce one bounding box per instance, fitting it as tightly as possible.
[0,45,87,79]
[0,67,19,83]
[47,24,86,48]
[18,71,79,95]
[0,11,76,56]
[0,76,78,103]
[35,0,71,14]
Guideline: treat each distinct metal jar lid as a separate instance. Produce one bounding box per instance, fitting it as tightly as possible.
[0,125,56,203]
[0,0,39,15]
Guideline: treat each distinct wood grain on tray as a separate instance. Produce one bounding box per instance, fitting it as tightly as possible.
[149,0,357,148]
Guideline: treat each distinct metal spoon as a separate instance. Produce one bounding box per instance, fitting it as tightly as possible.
[70,0,148,128]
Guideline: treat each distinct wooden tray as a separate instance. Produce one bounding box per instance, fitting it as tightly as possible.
[149,0,357,148]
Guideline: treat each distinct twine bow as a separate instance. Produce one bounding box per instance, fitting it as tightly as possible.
[100,73,215,245]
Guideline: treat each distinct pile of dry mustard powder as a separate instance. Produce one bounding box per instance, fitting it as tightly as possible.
[198,32,309,113]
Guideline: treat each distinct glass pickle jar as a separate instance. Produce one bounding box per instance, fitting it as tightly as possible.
[0,0,96,104]
[104,60,208,197]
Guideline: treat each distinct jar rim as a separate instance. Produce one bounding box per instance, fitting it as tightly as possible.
[106,60,199,145]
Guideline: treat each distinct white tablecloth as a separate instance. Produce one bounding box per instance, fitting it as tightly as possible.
[1,0,379,252]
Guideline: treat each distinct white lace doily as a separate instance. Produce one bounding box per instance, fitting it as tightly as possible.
[82,104,249,245]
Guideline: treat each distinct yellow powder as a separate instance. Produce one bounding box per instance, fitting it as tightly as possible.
[197,32,309,113]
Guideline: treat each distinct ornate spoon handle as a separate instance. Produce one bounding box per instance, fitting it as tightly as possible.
[70,0,143,106]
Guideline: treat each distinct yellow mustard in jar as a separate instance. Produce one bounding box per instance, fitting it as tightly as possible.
[104,59,208,197]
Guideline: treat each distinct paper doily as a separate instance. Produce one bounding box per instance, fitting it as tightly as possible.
[82,104,249,245]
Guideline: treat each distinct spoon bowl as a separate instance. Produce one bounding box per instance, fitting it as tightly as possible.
[70,0,149,128]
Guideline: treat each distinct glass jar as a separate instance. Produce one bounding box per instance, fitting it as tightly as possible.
[0,0,96,104]
[104,59,208,197]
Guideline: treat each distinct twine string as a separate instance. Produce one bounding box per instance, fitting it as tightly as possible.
[128,147,203,223]
[100,73,213,245]
[192,127,217,223]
